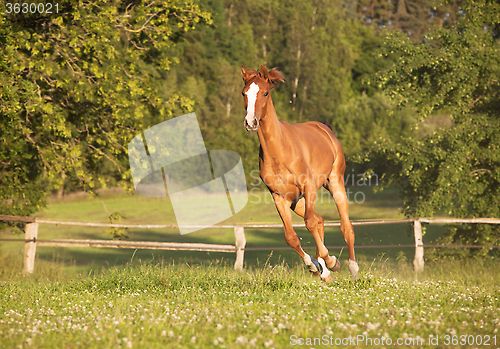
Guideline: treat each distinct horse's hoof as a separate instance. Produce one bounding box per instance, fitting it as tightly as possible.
[317,258,334,282]
[321,273,334,283]
[327,256,341,272]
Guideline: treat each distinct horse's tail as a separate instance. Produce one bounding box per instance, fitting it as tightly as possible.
[323,121,332,130]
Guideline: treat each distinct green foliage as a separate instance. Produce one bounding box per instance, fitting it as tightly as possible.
[0,0,211,218]
[330,92,416,158]
[349,26,400,96]
[172,0,410,178]
[364,0,500,254]
[357,0,461,39]
[379,2,500,121]
[1,0,476,234]
[270,0,355,122]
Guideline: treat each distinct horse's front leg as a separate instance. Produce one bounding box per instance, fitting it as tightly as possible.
[301,183,339,282]
[272,193,320,276]
[292,196,341,276]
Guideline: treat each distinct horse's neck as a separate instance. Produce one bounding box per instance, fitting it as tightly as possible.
[258,98,286,159]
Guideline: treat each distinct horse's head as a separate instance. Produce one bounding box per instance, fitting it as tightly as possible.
[241,65,284,132]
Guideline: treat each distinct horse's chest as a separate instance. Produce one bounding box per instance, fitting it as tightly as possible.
[260,167,301,199]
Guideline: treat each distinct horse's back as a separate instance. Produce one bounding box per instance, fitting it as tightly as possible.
[279,120,344,174]
[282,121,340,152]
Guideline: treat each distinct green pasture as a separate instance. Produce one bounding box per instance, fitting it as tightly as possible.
[1,259,499,349]
[0,185,446,275]
[1,186,499,349]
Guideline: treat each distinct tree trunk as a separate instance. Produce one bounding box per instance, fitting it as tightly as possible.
[261,7,272,65]
[57,171,66,199]
[226,101,231,118]
[396,0,408,18]
[292,43,301,113]
[225,4,234,26]
[299,84,307,119]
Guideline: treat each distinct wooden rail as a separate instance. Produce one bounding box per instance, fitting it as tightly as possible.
[0,215,499,275]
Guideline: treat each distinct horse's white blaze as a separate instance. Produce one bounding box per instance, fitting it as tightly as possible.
[245,82,259,124]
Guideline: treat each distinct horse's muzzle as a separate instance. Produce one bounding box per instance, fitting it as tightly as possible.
[244,117,259,132]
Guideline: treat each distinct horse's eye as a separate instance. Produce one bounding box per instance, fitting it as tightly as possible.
[264,92,269,97]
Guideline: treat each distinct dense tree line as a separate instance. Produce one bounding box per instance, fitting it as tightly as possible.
[2,0,498,254]
[0,0,421,215]
[169,0,438,177]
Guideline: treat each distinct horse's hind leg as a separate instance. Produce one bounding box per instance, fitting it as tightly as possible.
[326,170,359,280]
[272,193,321,276]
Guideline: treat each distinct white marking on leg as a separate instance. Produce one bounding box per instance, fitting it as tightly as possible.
[303,253,318,273]
[244,82,259,125]
[303,253,312,266]
[348,259,359,280]
[317,258,331,279]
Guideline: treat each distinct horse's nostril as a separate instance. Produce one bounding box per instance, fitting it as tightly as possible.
[244,117,259,131]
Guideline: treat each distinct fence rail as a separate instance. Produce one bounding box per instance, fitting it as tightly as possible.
[0,215,499,275]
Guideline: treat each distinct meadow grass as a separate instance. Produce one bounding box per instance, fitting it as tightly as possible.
[0,258,499,349]
[3,186,498,348]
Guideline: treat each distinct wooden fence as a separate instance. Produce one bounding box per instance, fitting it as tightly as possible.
[0,215,499,275]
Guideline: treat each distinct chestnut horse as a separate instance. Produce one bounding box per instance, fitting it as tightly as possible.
[241,65,359,281]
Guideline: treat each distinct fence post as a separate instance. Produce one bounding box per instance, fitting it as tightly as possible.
[413,219,424,272]
[234,225,246,271]
[23,222,39,275]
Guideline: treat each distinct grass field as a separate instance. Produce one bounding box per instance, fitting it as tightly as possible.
[2,185,498,348]
[1,260,499,348]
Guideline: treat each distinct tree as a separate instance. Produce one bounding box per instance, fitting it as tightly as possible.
[363,0,500,256]
[0,0,211,223]
[357,0,461,39]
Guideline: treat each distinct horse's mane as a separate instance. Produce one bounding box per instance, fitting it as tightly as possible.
[265,68,285,86]
[242,65,285,87]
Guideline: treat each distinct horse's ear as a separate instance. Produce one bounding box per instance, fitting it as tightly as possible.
[241,66,249,82]
[241,65,257,83]
[259,65,269,81]
[268,68,285,86]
